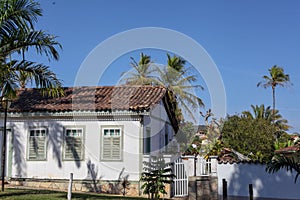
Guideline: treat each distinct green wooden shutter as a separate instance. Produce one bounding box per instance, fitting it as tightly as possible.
[111,137,121,159]
[65,136,82,160]
[103,137,112,159]
[28,135,46,160]
[102,128,122,160]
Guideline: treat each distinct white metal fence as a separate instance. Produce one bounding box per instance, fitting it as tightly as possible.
[173,157,188,197]
[173,156,212,197]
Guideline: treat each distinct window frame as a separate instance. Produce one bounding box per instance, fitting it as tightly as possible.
[63,126,85,161]
[100,125,123,161]
[27,127,48,161]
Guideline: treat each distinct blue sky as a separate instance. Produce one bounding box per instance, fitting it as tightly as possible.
[33,0,300,133]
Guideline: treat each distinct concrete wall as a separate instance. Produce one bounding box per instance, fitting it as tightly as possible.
[217,163,300,200]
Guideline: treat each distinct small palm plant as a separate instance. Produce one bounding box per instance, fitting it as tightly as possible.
[140,155,175,199]
[266,154,300,183]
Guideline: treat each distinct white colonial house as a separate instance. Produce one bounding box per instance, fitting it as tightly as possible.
[0,85,179,195]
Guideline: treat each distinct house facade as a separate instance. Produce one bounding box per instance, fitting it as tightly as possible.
[0,85,179,195]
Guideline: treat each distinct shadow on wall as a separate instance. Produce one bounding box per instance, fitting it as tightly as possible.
[85,160,102,192]
[219,163,300,199]
[48,123,63,168]
[49,123,81,168]
[107,167,130,195]
[12,121,65,178]
[13,126,26,177]
[84,161,131,195]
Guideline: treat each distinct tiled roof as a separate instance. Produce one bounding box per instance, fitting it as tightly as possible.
[4,85,168,113]
[218,148,251,164]
[275,145,300,154]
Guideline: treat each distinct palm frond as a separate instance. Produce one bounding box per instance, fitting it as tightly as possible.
[0,0,41,36]
[266,155,300,183]
[0,29,61,61]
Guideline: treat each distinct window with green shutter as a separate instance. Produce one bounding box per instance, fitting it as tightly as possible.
[63,128,84,160]
[28,128,47,160]
[101,127,122,161]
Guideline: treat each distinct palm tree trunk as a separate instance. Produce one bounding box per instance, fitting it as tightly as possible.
[272,86,276,117]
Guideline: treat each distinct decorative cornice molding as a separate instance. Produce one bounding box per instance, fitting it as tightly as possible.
[0,110,149,122]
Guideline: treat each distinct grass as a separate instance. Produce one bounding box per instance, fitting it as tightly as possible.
[0,188,148,200]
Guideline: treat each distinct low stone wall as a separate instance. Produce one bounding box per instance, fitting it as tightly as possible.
[9,178,140,196]
[9,178,173,198]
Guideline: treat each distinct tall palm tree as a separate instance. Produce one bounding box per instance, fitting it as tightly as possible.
[0,0,63,192]
[121,53,204,122]
[156,54,204,122]
[120,53,158,85]
[257,65,291,115]
[0,0,63,98]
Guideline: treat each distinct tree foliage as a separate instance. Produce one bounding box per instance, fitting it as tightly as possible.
[0,0,63,99]
[266,154,300,183]
[140,155,175,199]
[121,53,158,86]
[221,115,277,163]
[257,65,291,114]
[178,121,196,152]
[121,53,204,123]
[156,57,204,122]
[242,104,290,132]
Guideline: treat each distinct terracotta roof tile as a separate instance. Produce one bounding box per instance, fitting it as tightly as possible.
[4,85,167,113]
[218,148,251,164]
[275,145,300,154]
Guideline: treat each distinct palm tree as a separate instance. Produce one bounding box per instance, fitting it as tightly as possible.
[0,0,63,192]
[242,104,290,132]
[0,60,63,98]
[0,0,63,98]
[156,54,204,122]
[120,53,158,85]
[257,65,291,115]
[121,53,204,122]
[166,53,186,72]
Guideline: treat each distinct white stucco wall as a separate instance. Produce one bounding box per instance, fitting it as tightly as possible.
[143,100,176,155]
[217,163,300,199]
[0,101,177,182]
[6,118,142,181]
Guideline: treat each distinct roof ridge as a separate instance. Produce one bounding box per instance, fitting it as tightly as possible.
[18,85,166,90]
[8,85,168,113]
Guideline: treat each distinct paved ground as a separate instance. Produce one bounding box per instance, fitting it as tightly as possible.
[219,195,298,200]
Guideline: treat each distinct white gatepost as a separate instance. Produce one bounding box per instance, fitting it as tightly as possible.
[67,173,73,200]
[209,156,218,176]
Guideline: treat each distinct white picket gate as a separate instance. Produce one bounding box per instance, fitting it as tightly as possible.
[173,157,188,197]
[173,156,212,197]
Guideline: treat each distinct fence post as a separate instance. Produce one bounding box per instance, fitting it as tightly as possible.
[194,155,197,176]
[67,173,73,200]
[209,156,218,176]
[222,178,227,200]
[249,184,253,200]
